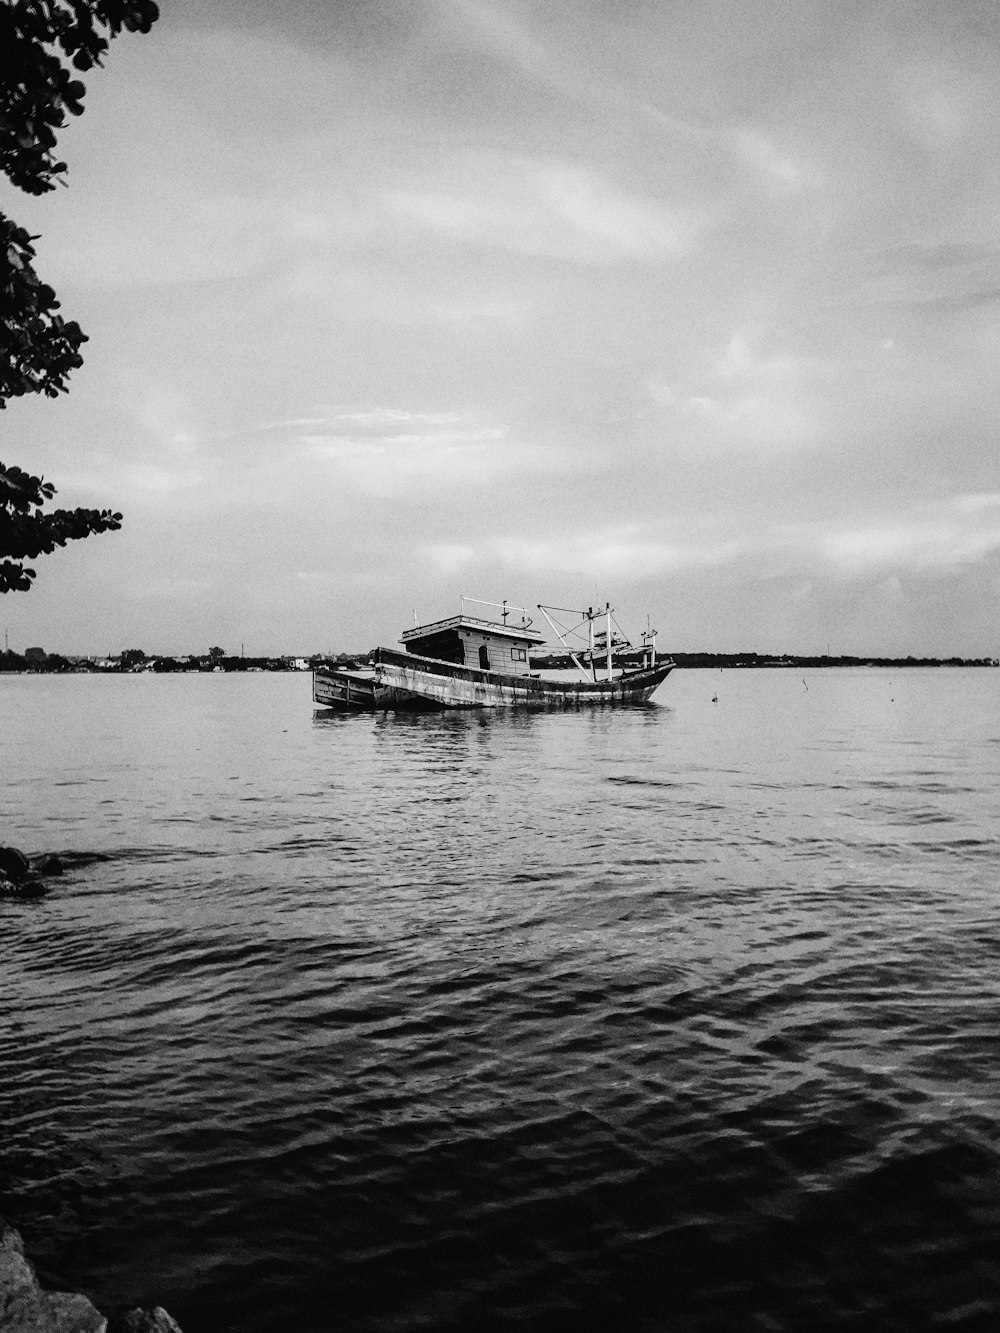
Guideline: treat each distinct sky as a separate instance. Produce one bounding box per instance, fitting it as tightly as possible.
[4,0,1000,658]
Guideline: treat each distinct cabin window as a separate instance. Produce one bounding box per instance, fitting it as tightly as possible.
[511,648,527,662]
[478,645,490,670]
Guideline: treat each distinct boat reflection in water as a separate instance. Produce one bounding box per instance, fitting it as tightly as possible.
[313,597,673,712]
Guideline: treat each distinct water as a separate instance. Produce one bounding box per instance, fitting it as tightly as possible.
[2,668,999,1332]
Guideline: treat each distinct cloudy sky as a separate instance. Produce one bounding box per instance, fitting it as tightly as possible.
[5,0,1000,657]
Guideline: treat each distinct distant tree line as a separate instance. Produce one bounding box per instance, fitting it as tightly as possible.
[666,652,999,668]
[5,647,996,674]
[532,651,998,669]
[0,648,369,673]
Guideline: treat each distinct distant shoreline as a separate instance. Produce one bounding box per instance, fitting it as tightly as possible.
[534,651,999,669]
[662,652,999,669]
[2,649,997,674]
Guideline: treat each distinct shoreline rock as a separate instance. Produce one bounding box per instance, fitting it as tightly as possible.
[0,845,63,898]
[0,1217,105,1332]
[109,1309,183,1333]
[0,1218,182,1333]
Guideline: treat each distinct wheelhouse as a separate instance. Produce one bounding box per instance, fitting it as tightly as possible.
[400,599,545,676]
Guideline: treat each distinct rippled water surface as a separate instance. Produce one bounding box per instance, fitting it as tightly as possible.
[2,669,999,1332]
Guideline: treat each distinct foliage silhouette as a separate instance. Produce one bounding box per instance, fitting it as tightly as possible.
[1,461,123,592]
[1,1,159,592]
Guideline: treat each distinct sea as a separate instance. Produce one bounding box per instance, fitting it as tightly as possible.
[2,667,999,1333]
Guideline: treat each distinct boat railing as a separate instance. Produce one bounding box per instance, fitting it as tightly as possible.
[460,596,535,629]
[403,606,544,641]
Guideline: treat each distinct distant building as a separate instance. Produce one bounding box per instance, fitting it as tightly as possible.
[24,647,46,662]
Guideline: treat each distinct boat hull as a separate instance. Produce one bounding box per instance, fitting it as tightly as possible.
[313,648,672,712]
[311,667,436,712]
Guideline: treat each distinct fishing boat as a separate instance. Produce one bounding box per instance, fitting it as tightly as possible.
[313,598,673,712]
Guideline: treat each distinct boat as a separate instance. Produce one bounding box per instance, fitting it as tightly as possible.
[313,598,673,712]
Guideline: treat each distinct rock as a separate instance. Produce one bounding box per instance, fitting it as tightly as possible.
[0,845,31,881]
[0,1218,106,1332]
[0,847,63,897]
[31,853,64,877]
[113,1310,183,1333]
[0,1220,183,1333]
[0,873,48,899]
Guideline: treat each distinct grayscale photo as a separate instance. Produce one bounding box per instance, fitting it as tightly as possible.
[3,3,998,1330]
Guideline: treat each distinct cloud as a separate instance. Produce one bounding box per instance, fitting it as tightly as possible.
[283,406,592,497]
[121,462,205,496]
[423,543,477,574]
[892,58,986,151]
[390,156,689,263]
[436,300,527,328]
[303,408,469,432]
[302,426,501,496]
[132,575,213,599]
[653,329,816,447]
[890,242,999,271]
[423,493,1000,592]
[441,0,570,96]
[733,127,824,194]
[420,526,746,579]
[815,497,1000,576]
[954,491,1000,514]
[865,242,1000,312]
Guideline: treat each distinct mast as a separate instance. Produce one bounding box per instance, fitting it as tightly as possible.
[536,604,592,680]
[536,603,620,683]
[642,617,657,669]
